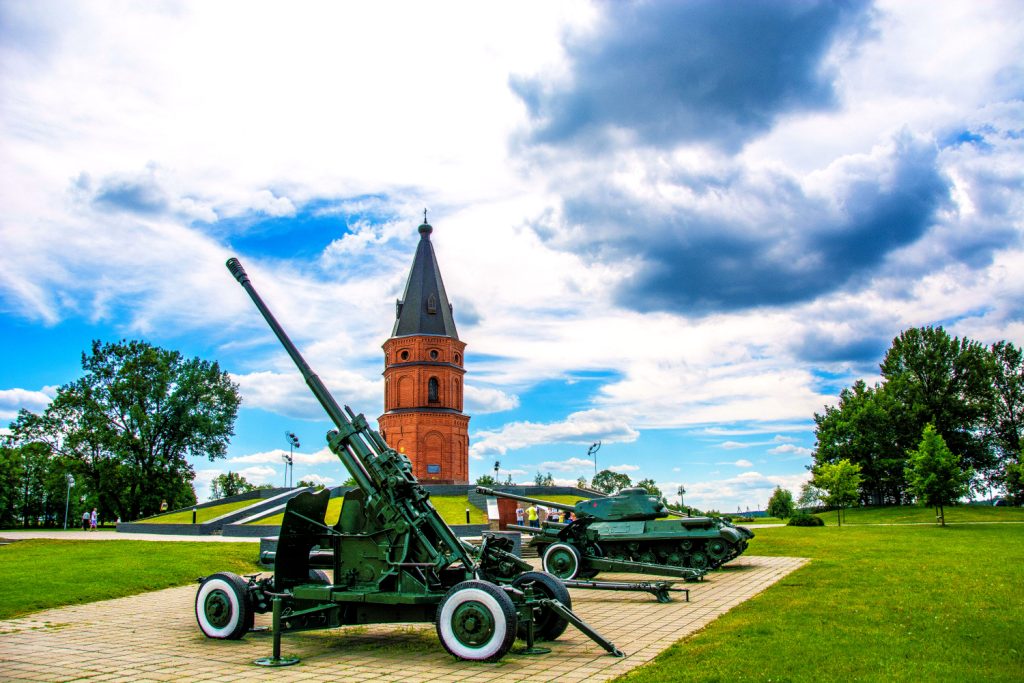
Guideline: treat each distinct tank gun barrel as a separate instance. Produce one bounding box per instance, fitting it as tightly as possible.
[476,486,577,512]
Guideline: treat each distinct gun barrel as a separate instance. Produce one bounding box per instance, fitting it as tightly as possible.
[227,258,374,492]
[475,486,577,513]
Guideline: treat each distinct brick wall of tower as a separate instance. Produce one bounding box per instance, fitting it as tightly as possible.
[379,335,469,484]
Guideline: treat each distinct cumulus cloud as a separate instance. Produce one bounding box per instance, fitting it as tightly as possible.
[464,385,520,414]
[512,0,873,152]
[228,447,336,466]
[609,464,640,473]
[538,457,596,473]
[769,443,815,457]
[0,386,57,421]
[469,409,639,457]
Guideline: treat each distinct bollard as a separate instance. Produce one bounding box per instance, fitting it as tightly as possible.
[192,507,197,524]
[465,508,470,523]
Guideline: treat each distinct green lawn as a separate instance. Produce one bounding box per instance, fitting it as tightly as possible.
[815,503,1024,526]
[251,494,487,526]
[618,522,1024,682]
[137,498,261,524]
[0,540,261,619]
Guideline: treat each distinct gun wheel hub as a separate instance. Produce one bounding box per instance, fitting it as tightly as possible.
[203,590,233,629]
[451,601,496,647]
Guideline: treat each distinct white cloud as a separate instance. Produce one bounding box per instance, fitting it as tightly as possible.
[538,457,595,473]
[464,385,520,415]
[608,464,640,473]
[0,386,57,421]
[769,444,815,457]
[228,447,336,466]
[470,409,639,457]
[732,459,754,468]
[298,473,335,487]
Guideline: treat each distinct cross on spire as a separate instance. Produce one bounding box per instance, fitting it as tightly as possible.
[423,208,428,224]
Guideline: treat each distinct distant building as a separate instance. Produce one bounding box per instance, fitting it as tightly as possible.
[377,217,469,483]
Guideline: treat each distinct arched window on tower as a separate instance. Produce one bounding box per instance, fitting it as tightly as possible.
[428,377,439,403]
[427,294,437,314]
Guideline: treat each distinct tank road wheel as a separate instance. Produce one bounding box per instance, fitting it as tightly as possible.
[196,572,253,639]
[706,539,729,563]
[542,543,582,580]
[511,571,571,641]
[436,581,518,661]
[688,551,709,571]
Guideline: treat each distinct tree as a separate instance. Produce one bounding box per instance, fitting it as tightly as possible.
[636,478,662,498]
[905,424,973,526]
[210,471,255,499]
[11,339,240,522]
[798,481,821,510]
[534,471,554,486]
[591,469,632,494]
[576,476,588,489]
[813,380,904,504]
[297,479,326,490]
[881,327,995,479]
[989,341,1024,489]
[475,474,497,487]
[811,459,863,526]
[1003,454,1024,505]
[767,486,795,519]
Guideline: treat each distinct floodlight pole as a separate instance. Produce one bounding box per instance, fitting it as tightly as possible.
[63,474,75,530]
[284,432,300,488]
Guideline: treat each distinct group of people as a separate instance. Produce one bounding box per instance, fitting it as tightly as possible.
[515,503,574,527]
[80,508,98,531]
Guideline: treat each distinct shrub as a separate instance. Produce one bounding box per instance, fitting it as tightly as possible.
[788,511,825,527]
[733,516,756,523]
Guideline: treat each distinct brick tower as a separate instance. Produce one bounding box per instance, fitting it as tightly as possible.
[378,217,469,484]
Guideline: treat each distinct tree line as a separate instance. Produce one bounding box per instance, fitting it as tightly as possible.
[812,326,1023,507]
[1,340,240,527]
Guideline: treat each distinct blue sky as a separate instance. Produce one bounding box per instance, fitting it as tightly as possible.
[1,1,1022,512]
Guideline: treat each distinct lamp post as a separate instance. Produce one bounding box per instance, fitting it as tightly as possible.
[587,441,602,479]
[493,459,500,482]
[284,431,300,488]
[677,484,685,508]
[63,474,75,530]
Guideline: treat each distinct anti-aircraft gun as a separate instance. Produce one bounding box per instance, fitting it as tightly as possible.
[195,258,623,666]
[477,487,753,580]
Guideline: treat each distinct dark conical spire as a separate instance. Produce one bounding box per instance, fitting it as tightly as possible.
[392,218,458,339]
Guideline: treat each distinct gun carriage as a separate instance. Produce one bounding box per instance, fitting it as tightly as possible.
[477,487,753,580]
[195,258,623,665]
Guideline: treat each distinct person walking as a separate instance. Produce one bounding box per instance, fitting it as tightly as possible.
[81,510,90,531]
[89,508,98,531]
[515,505,524,526]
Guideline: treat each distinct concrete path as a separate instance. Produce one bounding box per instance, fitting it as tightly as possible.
[0,555,806,683]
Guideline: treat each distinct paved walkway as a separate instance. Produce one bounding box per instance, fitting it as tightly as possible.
[0,555,805,682]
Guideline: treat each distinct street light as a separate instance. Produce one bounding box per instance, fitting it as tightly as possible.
[284,431,300,488]
[493,460,500,482]
[587,441,602,479]
[63,474,75,530]
[677,484,685,507]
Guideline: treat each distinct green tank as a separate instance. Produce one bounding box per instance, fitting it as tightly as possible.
[478,486,754,580]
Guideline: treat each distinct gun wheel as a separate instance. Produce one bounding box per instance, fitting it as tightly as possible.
[436,581,517,661]
[511,571,570,641]
[542,543,582,580]
[196,572,253,639]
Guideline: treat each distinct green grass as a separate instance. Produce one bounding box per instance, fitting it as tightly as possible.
[138,498,261,524]
[618,521,1024,682]
[815,503,1024,526]
[0,539,261,619]
[250,495,487,526]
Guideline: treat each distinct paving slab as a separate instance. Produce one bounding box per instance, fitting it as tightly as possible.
[0,555,806,682]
